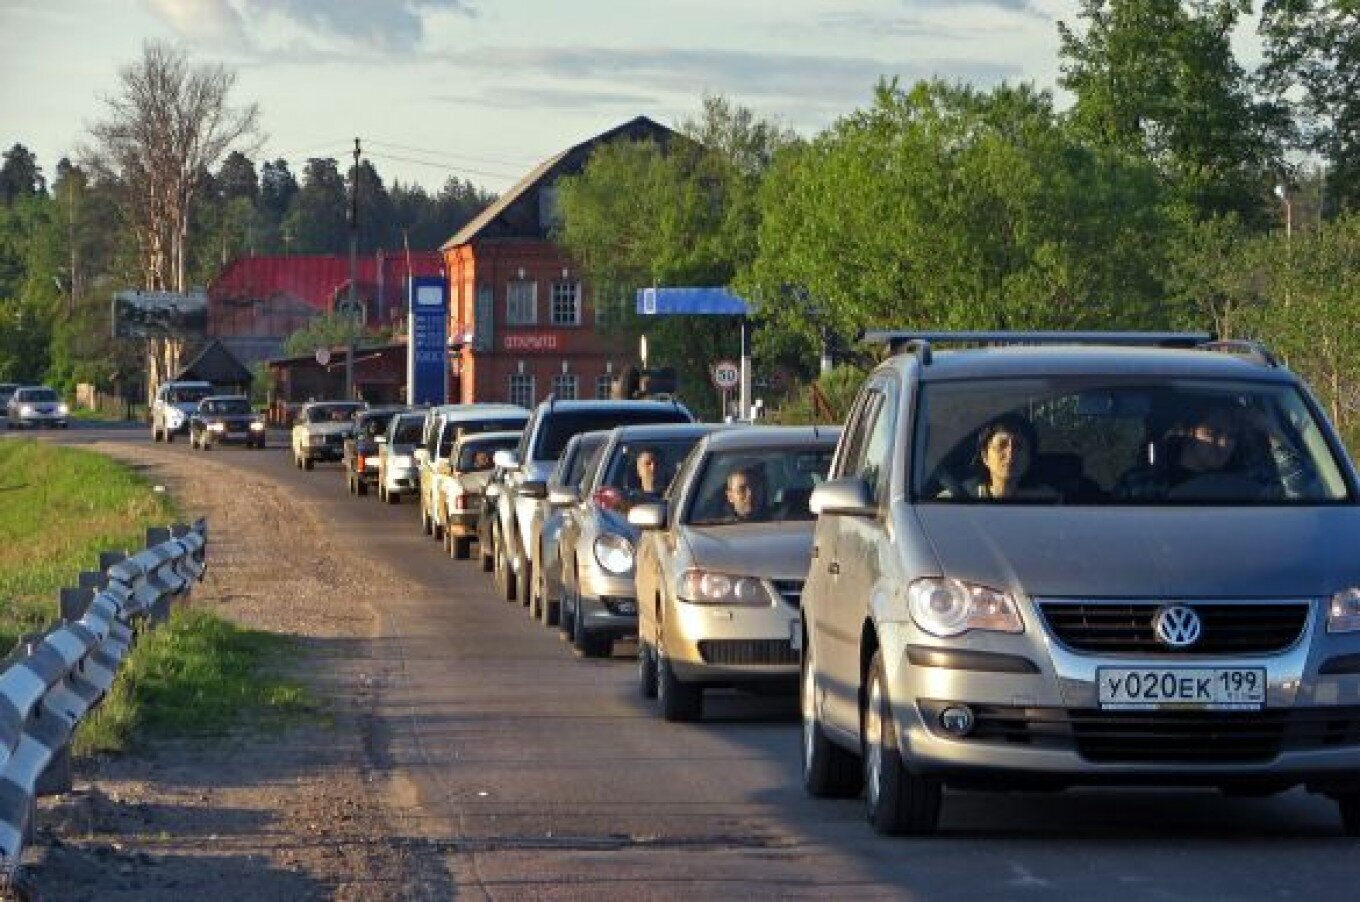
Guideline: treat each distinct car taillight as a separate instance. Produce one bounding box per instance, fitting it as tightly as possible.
[593,486,625,512]
[357,455,367,469]
[454,494,468,511]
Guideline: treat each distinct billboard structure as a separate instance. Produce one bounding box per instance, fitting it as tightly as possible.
[112,290,208,340]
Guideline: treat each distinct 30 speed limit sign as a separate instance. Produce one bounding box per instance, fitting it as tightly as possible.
[711,360,740,391]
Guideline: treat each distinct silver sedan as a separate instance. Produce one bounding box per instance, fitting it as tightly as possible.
[631,426,839,721]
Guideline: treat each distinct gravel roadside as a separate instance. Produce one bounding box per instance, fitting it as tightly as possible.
[18,440,452,900]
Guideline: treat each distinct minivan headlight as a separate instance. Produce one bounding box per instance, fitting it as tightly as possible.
[907,578,1023,637]
[1328,588,1360,633]
[593,534,635,575]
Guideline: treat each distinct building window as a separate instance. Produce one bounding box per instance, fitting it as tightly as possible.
[507,280,537,325]
[551,281,581,326]
[552,373,578,400]
[595,374,614,400]
[508,373,535,407]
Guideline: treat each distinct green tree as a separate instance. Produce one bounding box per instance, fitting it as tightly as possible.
[1259,0,1360,212]
[282,312,385,357]
[0,144,45,204]
[1058,0,1280,222]
[742,80,1173,344]
[285,157,347,253]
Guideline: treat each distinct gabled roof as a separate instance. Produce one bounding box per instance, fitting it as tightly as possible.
[442,116,680,249]
[177,340,252,385]
[209,252,445,322]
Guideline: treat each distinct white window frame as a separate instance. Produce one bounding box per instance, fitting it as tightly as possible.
[550,281,581,326]
[506,280,537,325]
[551,373,579,401]
[595,374,614,400]
[508,373,535,408]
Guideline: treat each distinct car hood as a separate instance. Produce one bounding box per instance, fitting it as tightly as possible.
[680,521,817,581]
[915,504,1360,598]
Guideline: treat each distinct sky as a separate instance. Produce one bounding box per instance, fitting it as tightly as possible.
[5,0,1101,195]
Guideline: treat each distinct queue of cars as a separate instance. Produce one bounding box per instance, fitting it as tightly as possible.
[155,330,1360,838]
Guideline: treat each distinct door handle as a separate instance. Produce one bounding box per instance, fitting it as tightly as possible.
[828,562,840,575]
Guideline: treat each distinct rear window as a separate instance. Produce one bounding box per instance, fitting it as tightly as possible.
[456,434,521,471]
[391,416,424,444]
[359,412,397,438]
[307,403,364,424]
[168,386,211,404]
[440,417,527,457]
[533,407,693,461]
[203,398,251,415]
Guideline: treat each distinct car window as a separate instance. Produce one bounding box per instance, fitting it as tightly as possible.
[913,377,1351,505]
[168,386,211,404]
[684,446,837,526]
[205,398,250,415]
[308,403,363,424]
[833,389,878,479]
[532,407,693,461]
[600,438,703,500]
[857,381,899,506]
[457,435,520,470]
[390,416,424,444]
[19,388,59,402]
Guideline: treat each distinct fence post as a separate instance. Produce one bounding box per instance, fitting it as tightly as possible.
[58,587,92,623]
[98,551,126,572]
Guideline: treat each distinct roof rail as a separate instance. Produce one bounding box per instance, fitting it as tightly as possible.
[1197,338,1280,368]
[859,330,1214,362]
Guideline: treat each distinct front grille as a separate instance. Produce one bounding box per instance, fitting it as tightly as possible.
[697,639,799,666]
[928,703,1360,765]
[770,579,804,609]
[1039,601,1309,655]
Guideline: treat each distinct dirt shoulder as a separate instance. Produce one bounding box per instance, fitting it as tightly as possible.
[18,441,451,901]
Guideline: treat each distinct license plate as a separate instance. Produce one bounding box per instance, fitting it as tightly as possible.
[789,618,802,652]
[1097,667,1265,710]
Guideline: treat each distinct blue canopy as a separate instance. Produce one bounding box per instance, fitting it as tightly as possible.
[636,287,750,315]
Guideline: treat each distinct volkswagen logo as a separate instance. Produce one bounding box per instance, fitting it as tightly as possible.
[1152,604,1202,648]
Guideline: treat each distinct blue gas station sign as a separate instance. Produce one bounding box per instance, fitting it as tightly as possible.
[408,276,448,405]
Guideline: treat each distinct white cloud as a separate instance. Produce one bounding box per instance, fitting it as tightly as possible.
[144,0,251,50]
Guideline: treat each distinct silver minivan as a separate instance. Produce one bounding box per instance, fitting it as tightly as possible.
[801,332,1360,835]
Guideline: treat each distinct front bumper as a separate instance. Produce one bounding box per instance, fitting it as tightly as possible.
[12,413,67,428]
[667,598,801,685]
[579,592,641,641]
[878,608,1360,788]
[206,427,264,444]
[384,466,418,493]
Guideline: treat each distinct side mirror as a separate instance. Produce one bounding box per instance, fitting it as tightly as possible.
[493,449,520,470]
[548,486,579,507]
[809,477,876,517]
[627,502,668,530]
[519,480,548,500]
[414,448,429,464]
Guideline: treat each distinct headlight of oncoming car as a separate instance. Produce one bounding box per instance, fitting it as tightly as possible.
[57,403,69,415]
[907,578,1023,637]
[593,534,635,575]
[19,405,33,416]
[1328,588,1360,633]
[677,569,772,606]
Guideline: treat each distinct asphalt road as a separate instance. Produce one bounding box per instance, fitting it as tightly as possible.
[32,422,1360,899]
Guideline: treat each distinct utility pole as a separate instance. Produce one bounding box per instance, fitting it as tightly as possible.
[345,137,361,400]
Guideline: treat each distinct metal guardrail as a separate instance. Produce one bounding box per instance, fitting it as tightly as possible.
[0,518,208,882]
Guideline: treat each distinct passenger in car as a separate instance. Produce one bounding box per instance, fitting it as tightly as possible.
[940,413,1058,501]
[1117,403,1267,501]
[717,464,770,522]
[632,447,664,500]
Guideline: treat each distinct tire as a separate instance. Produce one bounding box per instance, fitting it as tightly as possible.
[454,536,472,561]
[638,641,659,699]
[573,600,610,658]
[801,635,863,798]
[518,559,533,610]
[302,455,314,471]
[863,650,942,835]
[657,650,702,722]
[422,506,433,536]
[558,585,576,639]
[480,529,494,572]
[357,477,368,497]
[495,539,517,602]
[165,430,175,443]
[152,426,160,442]
[1337,793,1360,837]
[385,487,400,505]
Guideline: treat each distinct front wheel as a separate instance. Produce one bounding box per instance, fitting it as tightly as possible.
[302,455,314,471]
[657,650,702,722]
[863,651,942,835]
[802,636,862,798]
[638,641,659,699]
[1337,793,1360,836]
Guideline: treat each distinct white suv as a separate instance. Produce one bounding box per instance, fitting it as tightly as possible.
[152,380,213,442]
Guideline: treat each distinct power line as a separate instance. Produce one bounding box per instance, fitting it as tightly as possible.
[362,137,540,168]
[363,149,523,183]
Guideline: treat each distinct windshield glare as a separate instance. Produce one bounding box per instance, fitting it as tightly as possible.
[684,446,835,526]
[913,378,1350,505]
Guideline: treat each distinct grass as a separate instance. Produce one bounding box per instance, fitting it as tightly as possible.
[75,608,313,754]
[0,438,314,753]
[0,438,175,650]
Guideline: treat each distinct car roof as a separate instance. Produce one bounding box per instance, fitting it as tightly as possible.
[202,394,248,402]
[603,422,720,443]
[887,346,1297,383]
[305,400,366,408]
[456,429,522,445]
[165,380,212,387]
[701,425,842,451]
[534,399,691,414]
[437,405,529,422]
[14,385,56,394]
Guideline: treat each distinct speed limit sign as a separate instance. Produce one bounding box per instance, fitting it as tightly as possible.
[711,360,740,391]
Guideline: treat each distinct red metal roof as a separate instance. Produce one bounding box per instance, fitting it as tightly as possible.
[209,252,445,327]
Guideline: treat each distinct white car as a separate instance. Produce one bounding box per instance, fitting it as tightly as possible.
[151,380,212,442]
[289,401,367,470]
[5,386,69,429]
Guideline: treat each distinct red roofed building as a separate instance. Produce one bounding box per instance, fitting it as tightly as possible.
[207,251,445,367]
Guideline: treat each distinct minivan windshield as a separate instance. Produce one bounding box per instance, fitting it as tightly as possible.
[19,388,59,402]
[306,403,364,424]
[913,378,1351,505]
[533,407,692,461]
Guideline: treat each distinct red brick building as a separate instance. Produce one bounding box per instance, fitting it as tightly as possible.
[442,116,678,405]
